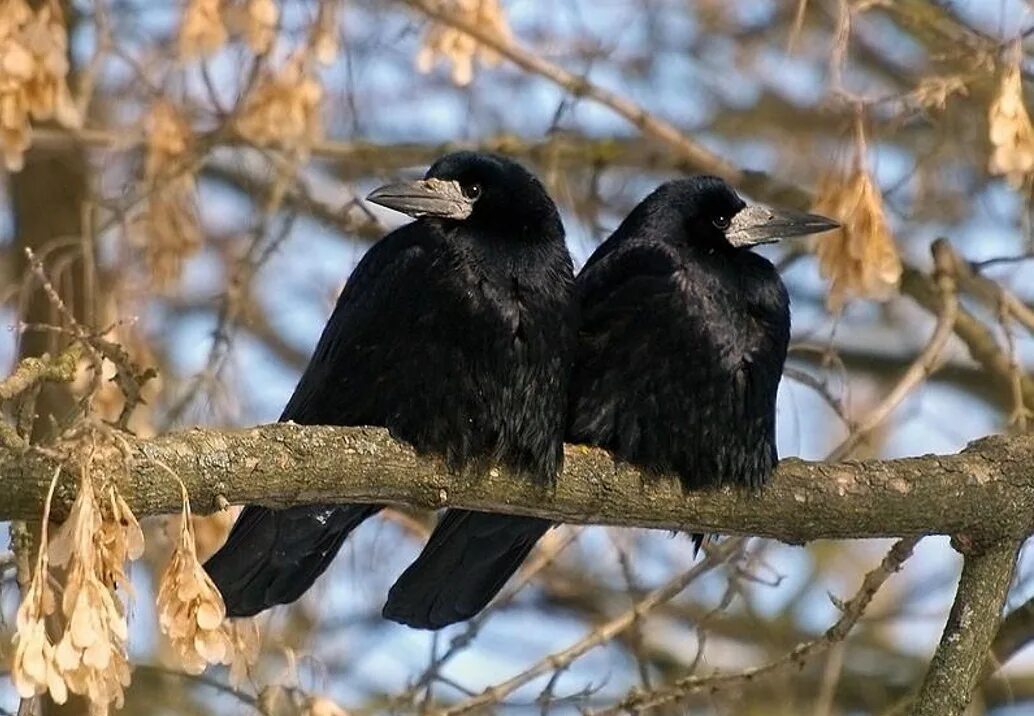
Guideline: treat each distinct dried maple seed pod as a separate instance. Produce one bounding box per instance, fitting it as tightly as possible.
[988,43,1034,188]
[812,151,902,311]
[179,0,228,58]
[140,100,201,289]
[415,0,512,86]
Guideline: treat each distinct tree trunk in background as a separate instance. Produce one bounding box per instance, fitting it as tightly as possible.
[12,144,91,432]
[14,0,91,439]
[12,8,92,715]
[12,142,92,716]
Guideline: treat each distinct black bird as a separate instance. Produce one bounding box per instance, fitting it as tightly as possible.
[204,152,574,618]
[567,177,837,537]
[380,162,574,631]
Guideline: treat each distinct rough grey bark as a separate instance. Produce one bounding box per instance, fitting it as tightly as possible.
[911,540,1020,716]
[2,424,1033,544]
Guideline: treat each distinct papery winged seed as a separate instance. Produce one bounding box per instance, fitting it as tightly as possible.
[306,697,350,716]
[83,640,111,670]
[115,492,145,559]
[315,33,336,65]
[990,120,1015,146]
[156,608,174,631]
[69,597,101,648]
[62,568,84,617]
[199,570,226,604]
[998,73,1022,115]
[196,599,225,630]
[1,95,22,128]
[15,580,42,630]
[157,580,176,609]
[1,42,33,78]
[54,85,79,128]
[4,145,23,169]
[416,46,435,73]
[116,657,132,686]
[176,574,202,602]
[184,657,208,675]
[17,623,48,681]
[12,662,39,699]
[249,0,277,24]
[165,604,194,638]
[194,628,229,663]
[165,616,191,640]
[46,660,69,705]
[108,608,129,642]
[55,634,81,670]
[452,59,473,86]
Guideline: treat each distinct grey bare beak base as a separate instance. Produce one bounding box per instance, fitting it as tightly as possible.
[366,178,475,220]
[726,205,840,247]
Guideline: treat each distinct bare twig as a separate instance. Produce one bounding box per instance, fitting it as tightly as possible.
[593,537,919,714]
[436,538,748,715]
[828,239,959,461]
[0,344,83,403]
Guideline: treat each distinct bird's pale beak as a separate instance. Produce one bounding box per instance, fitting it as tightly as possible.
[366,178,474,220]
[726,205,840,248]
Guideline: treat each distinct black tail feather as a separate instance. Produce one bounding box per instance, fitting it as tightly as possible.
[204,503,381,617]
[382,509,551,630]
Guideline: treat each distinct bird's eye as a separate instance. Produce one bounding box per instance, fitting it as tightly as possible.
[712,215,730,230]
[463,183,482,200]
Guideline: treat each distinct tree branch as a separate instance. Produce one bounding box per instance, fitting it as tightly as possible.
[2,425,1034,544]
[911,540,1020,716]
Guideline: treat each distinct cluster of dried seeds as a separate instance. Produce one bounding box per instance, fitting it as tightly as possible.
[157,486,259,682]
[180,0,287,58]
[222,0,280,55]
[141,100,202,289]
[309,1,339,66]
[416,0,511,86]
[12,468,142,712]
[157,492,234,673]
[988,43,1034,188]
[812,154,902,312]
[236,52,324,156]
[0,0,80,170]
[11,474,65,704]
[179,0,228,58]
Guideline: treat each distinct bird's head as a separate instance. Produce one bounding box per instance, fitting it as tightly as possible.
[651,176,839,250]
[365,151,563,240]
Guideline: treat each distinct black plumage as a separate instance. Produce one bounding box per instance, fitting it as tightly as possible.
[204,152,574,618]
[567,177,837,533]
[380,157,574,631]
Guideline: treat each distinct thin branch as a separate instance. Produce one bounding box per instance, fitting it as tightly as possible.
[436,538,748,715]
[828,239,959,461]
[592,537,919,714]
[133,664,259,710]
[0,344,83,403]
[900,265,1034,411]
